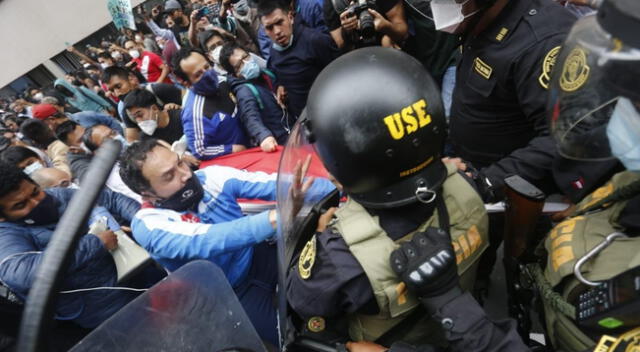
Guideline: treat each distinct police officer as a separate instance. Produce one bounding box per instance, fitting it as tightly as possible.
[535,0,640,350]
[284,47,489,345]
[345,229,529,352]
[431,0,577,292]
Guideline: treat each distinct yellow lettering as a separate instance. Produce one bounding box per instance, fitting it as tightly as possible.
[458,235,471,260]
[401,107,418,134]
[467,225,482,253]
[552,234,573,249]
[396,282,407,305]
[413,99,431,128]
[552,246,575,271]
[383,113,404,140]
[452,241,463,264]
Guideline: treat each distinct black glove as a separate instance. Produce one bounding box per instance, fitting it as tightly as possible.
[390,227,460,300]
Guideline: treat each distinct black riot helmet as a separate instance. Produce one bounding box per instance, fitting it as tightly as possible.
[304,47,447,209]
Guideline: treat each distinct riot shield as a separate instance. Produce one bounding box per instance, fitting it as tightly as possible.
[275,116,340,350]
[70,260,266,352]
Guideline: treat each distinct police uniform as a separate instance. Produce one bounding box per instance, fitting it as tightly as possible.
[286,163,489,344]
[449,0,576,168]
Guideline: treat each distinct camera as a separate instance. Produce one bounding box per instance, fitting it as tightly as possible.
[348,0,376,39]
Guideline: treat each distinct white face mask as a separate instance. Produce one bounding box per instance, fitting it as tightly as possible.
[100,62,110,69]
[138,112,159,135]
[111,51,122,60]
[430,0,477,33]
[24,161,44,176]
[34,92,44,102]
[607,97,640,171]
[129,49,141,59]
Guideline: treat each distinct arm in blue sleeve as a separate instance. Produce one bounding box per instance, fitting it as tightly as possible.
[132,210,275,262]
[183,108,233,160]
[258,26,272,60]
[235,85,273,144]
[96,188,141,225]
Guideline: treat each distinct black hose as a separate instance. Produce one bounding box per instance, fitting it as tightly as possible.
[16,140,122,352]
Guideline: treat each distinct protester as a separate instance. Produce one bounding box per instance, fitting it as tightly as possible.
[123,89,185,145]
[123,40,173,84]
[20,119,71,176]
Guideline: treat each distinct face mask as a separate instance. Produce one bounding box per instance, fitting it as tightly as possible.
[240,57,261,80]
[111,51,123,60]
[607,97,640,171]
[129,50,141,59]
[234,1,249,16]
[272,34,294,51]
[139,119,159,135]
[135,35,143,42]
[210,46,223,64]
[100,62,110,69]
[191,69,219,96]
[18,192,60,226]
[34,92,44,102]
[154,173,204,212]
[430,0,477,33]
[24,161,44,176]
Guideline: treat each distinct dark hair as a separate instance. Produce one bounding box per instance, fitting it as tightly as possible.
[55,120,80,145]
[219,42,246,77]
[0,161,33,201]
[257,0,290,18]
[85,64,100,72]
[0,146,39,167]
[119,138,165,194]
[123,89,159,111]
[97,52,113,60]
[81,124,110,152]
[0,136,11,153]
[20,119,55,149]
[197,29,230,52]
[102,66,134,84]
[3,114,27,128]
[171,48,208,83]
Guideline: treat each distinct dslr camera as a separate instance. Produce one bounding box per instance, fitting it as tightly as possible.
[333,0,377,41]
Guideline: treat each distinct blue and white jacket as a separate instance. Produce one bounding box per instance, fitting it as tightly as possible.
[181,88,248,160]
[131,165,335,287]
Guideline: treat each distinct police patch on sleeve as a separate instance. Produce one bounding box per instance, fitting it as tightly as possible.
[538,46,561,89]
[298,235,317,280]
[559,47,591,92]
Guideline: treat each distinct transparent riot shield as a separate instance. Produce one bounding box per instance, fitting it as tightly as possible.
[275,116,340,350]
[70,260,266,352]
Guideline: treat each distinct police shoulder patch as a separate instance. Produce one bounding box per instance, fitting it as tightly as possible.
[298,235,317,280]
[307,316,326,333]
[538,46,561,89]
[559,47,591,92]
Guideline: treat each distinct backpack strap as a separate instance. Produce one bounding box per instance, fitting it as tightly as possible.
[243,83,264,110]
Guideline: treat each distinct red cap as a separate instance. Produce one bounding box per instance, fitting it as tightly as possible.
[32,104,59,120]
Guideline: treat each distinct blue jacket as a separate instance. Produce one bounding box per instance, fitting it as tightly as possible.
[181,88,248,160]
[0,188,140,328]
[131,166,335,287]
[70,111,124,135]
[267,23,338,118]
[229,73,292,146]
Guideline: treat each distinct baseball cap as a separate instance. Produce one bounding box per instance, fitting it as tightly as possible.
[32,104,59,120]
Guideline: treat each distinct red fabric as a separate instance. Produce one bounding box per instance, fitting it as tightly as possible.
[199,146,329,178]
[31,104,58,120]
[131,51,172,84]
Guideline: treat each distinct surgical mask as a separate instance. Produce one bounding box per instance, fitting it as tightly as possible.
[129,49,141,59]
[34,92,44,102]
[24,161,44,176]
[240,57,261,80]
[111,51,123,60]
[210,46,222,64]
[154,173,204,212]
[18,192,60,226]
[100,62,110,69]
[135,35,143,42]
[272,35,294,51]
[607,97,640,171]
[191,69,219,96]
[138,113,159,135]
[430,0,478,33]
[234,0,249,16]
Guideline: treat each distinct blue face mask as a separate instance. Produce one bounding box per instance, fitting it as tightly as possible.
[191,69,219,96]
[239,57,261,80]
[607,97,640,171]
[272,34,294,52]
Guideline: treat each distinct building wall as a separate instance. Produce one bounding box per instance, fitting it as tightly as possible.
[0,0,145,88]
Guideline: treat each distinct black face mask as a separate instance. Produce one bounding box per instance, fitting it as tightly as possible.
[154,173,204,212]
[18,192,60,226]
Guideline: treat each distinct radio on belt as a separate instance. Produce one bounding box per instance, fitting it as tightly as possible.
[577,265,640,330]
